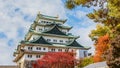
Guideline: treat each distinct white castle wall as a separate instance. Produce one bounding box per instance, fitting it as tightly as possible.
[29,34,72,44]
[24,46,48,52]
[38,19,64,24]
[44,36,69,44]
[35,25,68,34]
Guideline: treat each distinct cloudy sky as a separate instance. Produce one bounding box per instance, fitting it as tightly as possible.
[0,0,96,65]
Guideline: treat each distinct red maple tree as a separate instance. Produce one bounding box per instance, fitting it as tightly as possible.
[32,52,77,68]
[94,34,110,62]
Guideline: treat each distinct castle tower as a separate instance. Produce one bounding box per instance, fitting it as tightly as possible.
[13,13,90,68]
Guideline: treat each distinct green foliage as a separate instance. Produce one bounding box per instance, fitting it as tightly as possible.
[65,0,120,34]
[108,0,120,18]
[65,0,120,68]
[78,57,94,68]
[65,0,105,9]
[89,24,110,41]
[65,0,75,9]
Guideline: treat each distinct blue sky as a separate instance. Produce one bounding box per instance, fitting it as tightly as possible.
[0,0,96,65]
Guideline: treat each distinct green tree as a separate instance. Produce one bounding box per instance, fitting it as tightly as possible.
[78,57,93,68]
[65,0,120,34]
[65,0,120,68]
[89,24,110,41]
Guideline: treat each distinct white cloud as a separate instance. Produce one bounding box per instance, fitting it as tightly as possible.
[75,10,87,19]
[71,24,95,54]
[67,9,96,54]
[0,0,66,65]
[0,0,96,65]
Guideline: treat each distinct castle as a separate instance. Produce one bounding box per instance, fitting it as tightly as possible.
[13,12,90,68]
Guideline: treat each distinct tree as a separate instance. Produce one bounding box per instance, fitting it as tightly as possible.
[89,24,110,41]
[65,0,120,34]
[65,0,120,68]
[78,56,93,68]
[32,52,76,68]
[104,35,120,68]
[94,34,109,62]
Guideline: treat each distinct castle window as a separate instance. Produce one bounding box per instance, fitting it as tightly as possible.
[51,48,55,52]
[65,49,69,52]
[58,49,62,52]
[60,40,63,43]
[39,47,41,50]
[27,54,32,58]
[65,41,68,43]
[53,39,57,42]
[43,48,46,50]
[36,47,38,50]
[47,39,51,42]
[36,47,41,50]
[43,21,46,23]
[39,28,42,31]
[41,21,44,23]
[36,55,41,58]
[28,47,32,50]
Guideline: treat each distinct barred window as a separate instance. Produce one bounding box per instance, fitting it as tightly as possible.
[28,47,32,50]
[27,54,32,58]
[60,40,63,42]
[36,55,41,58]
[53,39,57,42]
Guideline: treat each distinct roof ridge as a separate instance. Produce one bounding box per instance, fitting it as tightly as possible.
[40,14,58,19]
[30,36,52,45]
[42,24,57,33]
[67,39,84,47]
[42,24,67,35]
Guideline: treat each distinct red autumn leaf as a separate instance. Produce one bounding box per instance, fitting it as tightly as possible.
[32,52,77,68]
[94,34,109,62]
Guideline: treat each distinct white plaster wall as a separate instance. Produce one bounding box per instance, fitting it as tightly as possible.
[24,54,43,60]
[36,26,44,32]
[38,19,64,24]
[29,34,73,44]
[24,46,75,53]
[48,48,65,52]
[44,36,69,44]
[38,19,54,24]
[33,46,48,52]
[24,46,48,52]
[35,25,69,34]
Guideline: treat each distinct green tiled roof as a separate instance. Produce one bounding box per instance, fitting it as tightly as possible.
[34,22,72,29]
[30,36,52,45]
[67,40,84,47]
[37,14,67,23]
[40,14,58,19]
[43,24,67,36]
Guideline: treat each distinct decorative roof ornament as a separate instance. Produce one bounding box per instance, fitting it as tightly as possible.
[56,14,59,19]
[38,11,41,14]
